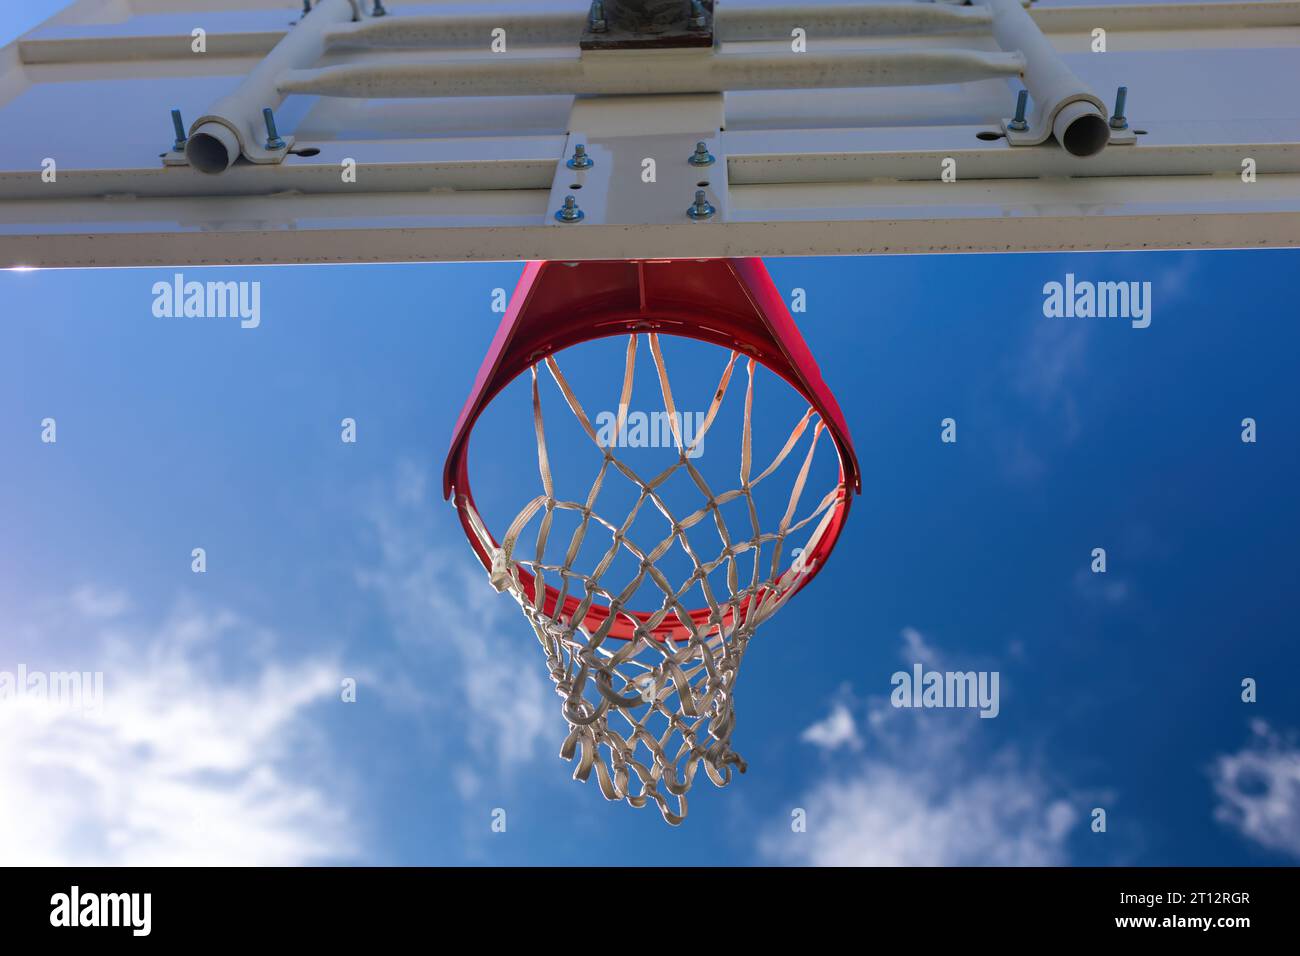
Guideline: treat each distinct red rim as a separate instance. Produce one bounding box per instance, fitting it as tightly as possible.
[444,258,860,641]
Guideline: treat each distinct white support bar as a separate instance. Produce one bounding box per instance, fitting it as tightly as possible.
[17,3,1300,66]
[277,48,1025,99]
[321,4,994,49]
[716,4,993,38]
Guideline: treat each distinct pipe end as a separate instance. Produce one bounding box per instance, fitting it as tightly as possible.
[1053,102,1111,158]
[185,123,240,174]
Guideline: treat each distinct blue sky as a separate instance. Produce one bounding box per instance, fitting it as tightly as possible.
[3,3,1299,867]
[3,248,1298,866]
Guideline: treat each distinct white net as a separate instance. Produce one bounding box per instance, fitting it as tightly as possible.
[456,333,847,824]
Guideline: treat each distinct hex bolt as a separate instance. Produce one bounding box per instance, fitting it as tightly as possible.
[372,0,387,16]
[689,0,707,30]
[566,143,593,170]
[555,195,585,223]
[1109,86,1129,130]
[1008,89,1029,132]
[687,189,715,220]
[689,141,715,167]
[170,109,187,152]
[589,1,607,32]
[262,107,287,151]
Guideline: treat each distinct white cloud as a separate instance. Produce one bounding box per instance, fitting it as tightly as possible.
[800,702,861,752]
[1212,720,1300,859]
[357,463,553,773]
[765,628,1080,866]
[900,626,938,664]
[1015,310,1090,415]
[0,600,355,866]
[70,585,131,620]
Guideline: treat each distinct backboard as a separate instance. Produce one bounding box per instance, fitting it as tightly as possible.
[1,0,1299,268]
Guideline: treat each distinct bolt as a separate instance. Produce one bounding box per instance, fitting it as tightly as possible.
[1109,86,1129,130]
[170,109,187,152]
[1008,89,1029,132]
[689,141,715,167]
[589,1,607,32]
[566,143,593,170]
[372,0,387,16]
[689,0,707,30]
[687,189,715,220]
[555,195,584,223]
[301,1,311,15]
[262,107,286,151]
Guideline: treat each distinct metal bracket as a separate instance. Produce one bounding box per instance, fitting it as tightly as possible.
[548,92,726,228]
[1002,93,1137,147]
[581,0,714,51]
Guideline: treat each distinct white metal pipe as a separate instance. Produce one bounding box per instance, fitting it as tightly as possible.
[977,0,1110,156]
[325,12,585,49]
[717,4,994,39]
[323,4,994,49]
[278,48,1026,99]
[187,0,357,173]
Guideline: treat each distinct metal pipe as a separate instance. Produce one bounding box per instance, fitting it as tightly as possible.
[322,4,994,49]
[326,12,585,48]
[187,0,356,173]
[977,0,1110,156]
[278,48,1026,99]
[717,4,994,39]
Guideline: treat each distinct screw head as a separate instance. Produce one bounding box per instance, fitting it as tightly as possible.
[689,141,715,167]
[566,144,593,170]
[687,189,715,220]
[555,195,585,223]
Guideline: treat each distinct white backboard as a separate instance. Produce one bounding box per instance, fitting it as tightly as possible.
[1,0,1298,267]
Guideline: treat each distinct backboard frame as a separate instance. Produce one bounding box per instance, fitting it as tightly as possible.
[2,0,1299,268]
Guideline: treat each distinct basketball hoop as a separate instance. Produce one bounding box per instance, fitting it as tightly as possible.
[444,258,860,824]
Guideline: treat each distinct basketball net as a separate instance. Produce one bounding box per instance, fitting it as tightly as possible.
[455,332,846,824]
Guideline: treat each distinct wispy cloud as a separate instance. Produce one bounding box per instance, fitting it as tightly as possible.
[763,628,1081,866]
[70,585,131,620]
[0,594,354,866]
[1212,720,1300,859]
[900,625,938,665]
[800,702,861,752]
[356,461,553,783]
